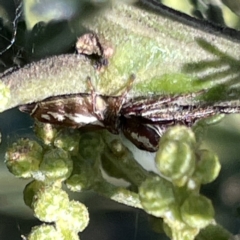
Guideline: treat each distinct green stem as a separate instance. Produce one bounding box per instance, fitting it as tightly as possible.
[1,2,240,112]
[138,0,240,42]
[93,180,142,209]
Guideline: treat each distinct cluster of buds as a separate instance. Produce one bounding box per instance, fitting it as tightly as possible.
[5,120,221,240]
[139,126,220,240]
[5,123,90,239]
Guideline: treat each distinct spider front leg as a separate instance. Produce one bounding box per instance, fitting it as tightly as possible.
[86,76,107,121]
[119,74,135,102]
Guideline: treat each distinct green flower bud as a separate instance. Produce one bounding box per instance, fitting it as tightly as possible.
[54,129,80,156]
[40,148,73,181]
[198,223,232,240]
[155,140,195,186]
[109,139,127,157]
[66,154,99,192]
[5,138,43,178]
[56,200,89,233]
[79,132,104,160]
[139,176,175,217]
[161,126,196,147]
[23,180,45,208]
[180,194,214,229]
[34,122,58,145]
[66,165,95,192]
[66,174,88,192]
[194,149,221,184]
[28,224,62,240]
[33,185,69,222]
[57,228,79,240]
[162,204,201,240]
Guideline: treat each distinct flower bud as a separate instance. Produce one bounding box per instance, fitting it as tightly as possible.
[23,180,44,208]
[34,122,58,145]
[5,138,43,178]
[180,194,214,229]
[161,126,196,147]
[56,200,89,232]
[54,129,80,155]
[28,224,62,240]
[139,176,175,217]
[156,140,195,186]
[66,163,96,192]
[194,149,221,184]
[79,132,104,160]
[40,148,73,181]
[33,185,69,222]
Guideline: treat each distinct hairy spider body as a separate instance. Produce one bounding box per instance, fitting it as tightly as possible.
[19,86,240,152]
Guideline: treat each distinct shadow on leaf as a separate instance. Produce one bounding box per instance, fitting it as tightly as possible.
[183,38,240,101]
